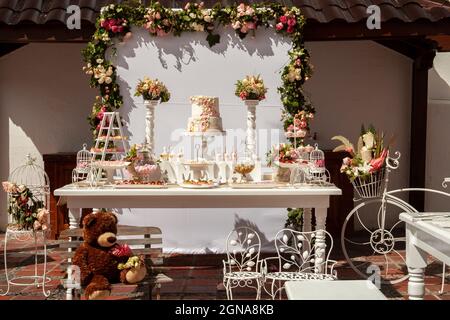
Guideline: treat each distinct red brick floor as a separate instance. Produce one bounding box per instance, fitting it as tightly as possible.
[0,233,449,300]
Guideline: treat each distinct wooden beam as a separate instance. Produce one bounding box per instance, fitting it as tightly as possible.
[409,40,436,211]
[1,19,449,44]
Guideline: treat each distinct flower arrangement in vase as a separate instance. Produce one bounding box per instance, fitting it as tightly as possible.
[135,77,170,102]
[2,182,49,231]
[332,125,390,182]
[235,74,267,102]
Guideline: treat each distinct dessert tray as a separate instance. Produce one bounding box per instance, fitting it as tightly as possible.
[114,180,168,189]
[229,181,287,189]
[180,180,219,189]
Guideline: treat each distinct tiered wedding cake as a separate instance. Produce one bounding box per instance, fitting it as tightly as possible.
[188,96,223,133]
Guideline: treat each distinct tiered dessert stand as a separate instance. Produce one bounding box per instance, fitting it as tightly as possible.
[91,112,129,185]
[1,155,51,297]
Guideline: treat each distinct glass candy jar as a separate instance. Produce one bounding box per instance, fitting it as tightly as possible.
[134,146,162,183]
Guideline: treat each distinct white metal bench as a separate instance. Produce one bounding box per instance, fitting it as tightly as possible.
[56,225,172,300]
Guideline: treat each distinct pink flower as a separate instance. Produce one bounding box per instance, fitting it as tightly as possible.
[111,25,119,33]
[96,106,106,120]
[155,12,161,20]
[117,26,124,33]
[239,92,247,100]
[369,149,388,173]
[110,244,133,258]
[295,58,301,66]
[315,159,325,167]
[100,19,109,29]
[287,26,294,33]
[343,157,352,166]
[287,18,296,27]
[240,25,248,33]
[246,22,256,30]
[280,15,288,24]
[276,22,284,31]
[299,120,307,129]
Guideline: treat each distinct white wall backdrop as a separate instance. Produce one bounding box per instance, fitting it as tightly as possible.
[111,28,412,252]
[1,35,436,253]
[0,43,94,229]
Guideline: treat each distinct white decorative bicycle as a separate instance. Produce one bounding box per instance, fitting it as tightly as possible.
[341,151,450,284]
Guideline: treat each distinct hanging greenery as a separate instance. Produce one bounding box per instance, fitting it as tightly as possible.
[82,1,314,139]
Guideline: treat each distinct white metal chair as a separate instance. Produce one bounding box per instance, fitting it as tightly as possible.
[262,228,337,299]
[222,227,263,300]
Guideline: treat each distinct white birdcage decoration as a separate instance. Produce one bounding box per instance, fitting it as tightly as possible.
[309,144,325,173]
[72,143,92,183]
[4,154,50,232]
[305,144,330,185]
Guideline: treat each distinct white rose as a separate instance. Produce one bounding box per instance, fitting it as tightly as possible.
[362,132,375,150]
[360,146,373,162]
[204,15,212,23]
[189,13,196,19]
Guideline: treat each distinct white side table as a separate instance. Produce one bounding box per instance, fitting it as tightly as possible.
[285,280,387,300]
[0,226,51,297]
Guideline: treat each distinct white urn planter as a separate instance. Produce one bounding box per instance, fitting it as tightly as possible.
[144,100,158,152]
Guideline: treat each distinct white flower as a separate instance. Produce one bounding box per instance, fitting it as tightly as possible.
[189,13,196,19]
[283,263,291,269]
[204,15,212,23]
[360,146,373,162]
[362,132,375,150]
[96,58,104,64]
[360,162,372,174]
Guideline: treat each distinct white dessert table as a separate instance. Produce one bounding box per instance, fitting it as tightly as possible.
[54,184,341,230]
[400,212,450,300]
[285,280,387,300]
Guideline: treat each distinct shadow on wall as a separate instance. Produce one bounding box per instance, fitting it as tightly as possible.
[425,66,450,211]
[111,26,290,141]
[0,43,96,230]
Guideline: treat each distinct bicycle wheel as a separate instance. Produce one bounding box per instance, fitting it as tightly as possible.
[341,198,413,284]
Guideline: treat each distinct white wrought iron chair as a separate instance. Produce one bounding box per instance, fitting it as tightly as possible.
[262,228,337,299]
[223,227,264,300]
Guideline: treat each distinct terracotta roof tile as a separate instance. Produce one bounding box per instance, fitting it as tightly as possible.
[0,0,448,25]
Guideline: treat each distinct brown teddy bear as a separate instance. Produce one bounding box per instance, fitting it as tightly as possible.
[73,211,147,299]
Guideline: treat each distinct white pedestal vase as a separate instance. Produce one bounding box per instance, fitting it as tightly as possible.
[144,100,158,152]
[244,100,259,159]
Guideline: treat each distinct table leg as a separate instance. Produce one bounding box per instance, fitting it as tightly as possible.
[67,207,81,300]
[0,230,10,296]
[406,226,428,300]
[314,207,327,273]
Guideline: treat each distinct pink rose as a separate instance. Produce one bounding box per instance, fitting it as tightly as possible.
[275,22,284,31]
[240,25,248,33]
[287,26,294,33]
[287,18,296,26]
[111,25,119,33]
[299,120,307,129]
[155,12,161,20]
[296,58,301,66]
[100,19,108,29]
[117,26,124,33]
[280,15,288,24]
[246,22,256,30]
[110,244,132,258]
